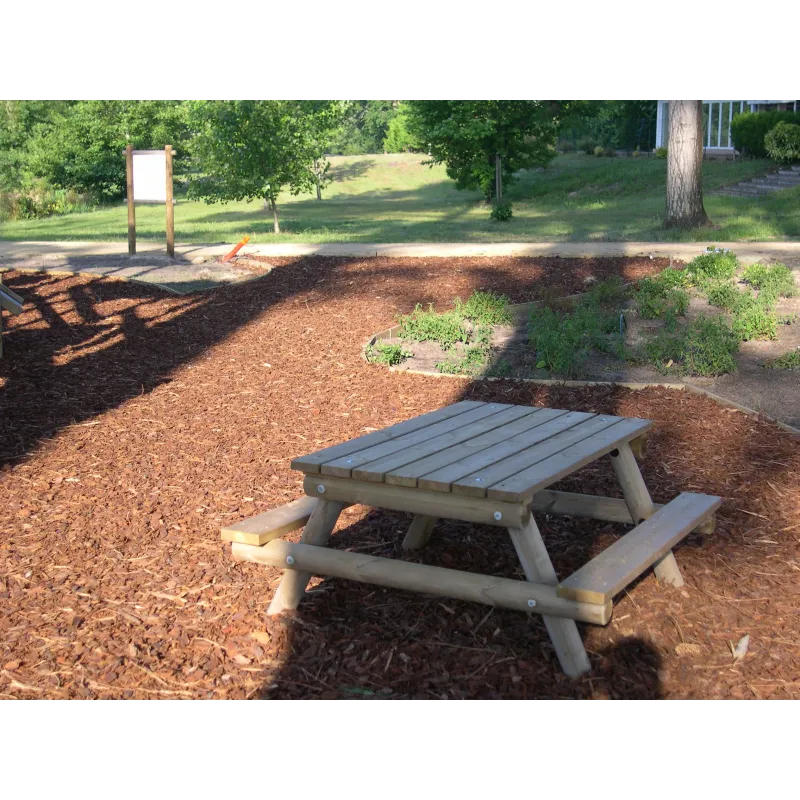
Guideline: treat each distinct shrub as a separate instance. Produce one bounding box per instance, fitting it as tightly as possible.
[604,146,617,157]
[577,137,597,155]
[635,277,689,319]
[632,147,641,159]
[731,111,800,158]
[765,351,800,370]
[655,146,668,159]
[455,290,514,326]
[398,304,470,350]
[764,122,800,164]
[655,267,691,289]
[558,140,576,153]
[527,280,625,377]
[490,201,513,221]
[365,342,411,366]
[593,145,605,157]
[686,250,738,283]
[741,262,797,297]
[706,281,741,310]
[730,294,778,341]
[645,316,739,376]
[436,345,489,376]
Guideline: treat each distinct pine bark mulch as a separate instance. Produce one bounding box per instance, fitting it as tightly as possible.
[1,255,798,699]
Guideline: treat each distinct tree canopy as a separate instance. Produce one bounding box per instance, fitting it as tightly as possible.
[186,100,341,232]
[405,100,581,203]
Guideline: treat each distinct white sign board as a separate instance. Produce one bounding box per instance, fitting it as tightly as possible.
[132,150,167,203]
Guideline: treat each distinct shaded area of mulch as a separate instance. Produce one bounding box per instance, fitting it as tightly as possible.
[1,255,798,699]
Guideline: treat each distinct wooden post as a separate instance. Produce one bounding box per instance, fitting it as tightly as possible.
[609,442,684,587]
[508,517,592,677]
[125,144,135,255]
[165,145,174,258]
[402,515,437,551]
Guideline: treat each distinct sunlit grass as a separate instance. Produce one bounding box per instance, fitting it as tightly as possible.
[1,152,797,243]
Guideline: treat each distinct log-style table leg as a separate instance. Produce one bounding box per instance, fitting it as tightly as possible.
[508,516,591,678]
[402,515,437,551]
[609,441,684,587]
[267,499,345,615]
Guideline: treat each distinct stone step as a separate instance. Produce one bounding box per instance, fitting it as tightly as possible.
[752,175,800,185]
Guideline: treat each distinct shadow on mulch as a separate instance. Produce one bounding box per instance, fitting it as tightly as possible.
[1,254,798,700]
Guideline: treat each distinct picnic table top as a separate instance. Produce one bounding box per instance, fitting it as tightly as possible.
[292,401,652,504]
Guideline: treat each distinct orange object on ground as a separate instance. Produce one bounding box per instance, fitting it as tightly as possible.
[221,235,251,262]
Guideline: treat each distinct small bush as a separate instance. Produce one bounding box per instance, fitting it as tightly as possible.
[731,110,800,158]
[635,277,689,319]
[490,201,513,222]
[365,342,411,366]
[706,281,741,310]
[455,290,514,326]
[632,147,642,159]
[527,279,625,378]
[764,122,800,164]
[593,145,605,157]
[436,345,489,376]
[604,146,617,157]
[644,316,739,376]
[655,146,668,159]
[741,262,797,297]
[731,294,778,341]
[577,137,597,155]
[398,304,470,350]
[765,351,800,370]
[686,250,738,283]
[558,140,576,153]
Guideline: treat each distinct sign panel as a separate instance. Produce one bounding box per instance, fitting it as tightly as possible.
[132,150,167,203]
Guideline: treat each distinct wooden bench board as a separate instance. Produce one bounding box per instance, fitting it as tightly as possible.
[556,492,722,604]
[417,410,594,493]
[386,407,567,488]
[321,402,515,478]
[487,417,653,503]
[291,400,484,474]
[0,283,24,315]
[351,404,538,483]
[220,496,320,546]
[451,414,623,498]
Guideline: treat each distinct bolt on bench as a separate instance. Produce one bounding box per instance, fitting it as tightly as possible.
[222,401,721,677]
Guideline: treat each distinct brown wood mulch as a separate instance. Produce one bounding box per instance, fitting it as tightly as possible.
[1,255,798,700]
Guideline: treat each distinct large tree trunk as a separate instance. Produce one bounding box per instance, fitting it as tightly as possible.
[664,100,711,229]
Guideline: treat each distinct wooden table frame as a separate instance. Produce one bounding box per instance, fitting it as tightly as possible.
[230,402,720,678]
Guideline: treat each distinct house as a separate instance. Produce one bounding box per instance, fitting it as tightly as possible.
[655,101,800,157]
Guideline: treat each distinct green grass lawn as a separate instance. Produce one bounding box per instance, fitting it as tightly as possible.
[2,152,798,243]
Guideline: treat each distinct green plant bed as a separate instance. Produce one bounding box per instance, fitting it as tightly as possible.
[366,256,799,384]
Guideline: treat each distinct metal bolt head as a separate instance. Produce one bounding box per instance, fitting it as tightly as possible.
[493,511,503,521]
[317,485,325,494]
[286,556,295,565]
[527,599,536,608]
[475,477,484,483]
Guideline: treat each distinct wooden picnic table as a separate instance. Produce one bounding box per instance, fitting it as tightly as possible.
[225,401,721,677]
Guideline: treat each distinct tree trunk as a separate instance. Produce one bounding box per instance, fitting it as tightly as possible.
[664,100,711,229]
[495,154,503,204]
[269,196,280,234]
[314,161,322,200]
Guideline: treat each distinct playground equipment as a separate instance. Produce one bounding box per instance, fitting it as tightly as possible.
[0,275,24,358]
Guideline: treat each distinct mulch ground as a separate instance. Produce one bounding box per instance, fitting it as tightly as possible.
[1,255,799,700]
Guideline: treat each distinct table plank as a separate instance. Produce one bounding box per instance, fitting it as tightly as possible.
[450,414,622,497]
[352,404,537,483]
[556,492,722,604]
[421,411,598,494]
[291,400,484,474]
[390,407,567,489]
[321,402,513,478]
[487,417,653,503]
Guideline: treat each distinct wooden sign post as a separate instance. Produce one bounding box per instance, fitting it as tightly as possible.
[123,145,176,257]
[126,144,136,255]
[165,145,175,258]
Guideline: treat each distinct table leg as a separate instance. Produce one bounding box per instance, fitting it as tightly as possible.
[267,499,346,616]
[402,515,437,551]
[508,516,591,678]
[609,441,684,588]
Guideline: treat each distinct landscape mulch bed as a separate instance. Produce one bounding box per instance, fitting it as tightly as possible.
[1,255,798,700]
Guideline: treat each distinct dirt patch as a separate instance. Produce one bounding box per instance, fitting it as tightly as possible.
[1,255,799,699]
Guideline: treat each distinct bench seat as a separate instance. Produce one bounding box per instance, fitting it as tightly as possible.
[220,496,321,546]
[556,492,722,605]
